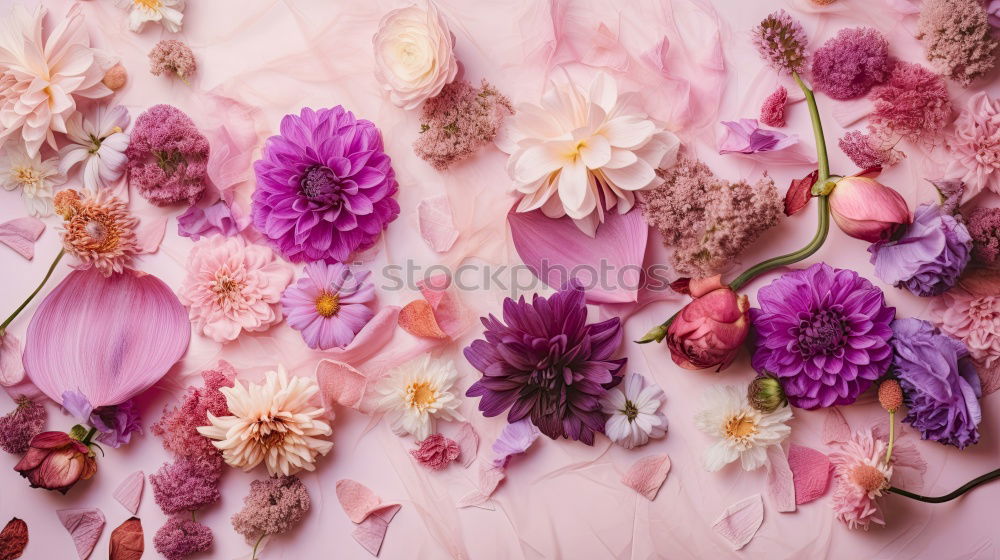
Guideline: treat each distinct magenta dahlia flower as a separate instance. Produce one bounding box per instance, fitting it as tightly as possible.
[463,280,626,445]
[751,263,895,409]
[280,262,375,350]
[252,107,400,263]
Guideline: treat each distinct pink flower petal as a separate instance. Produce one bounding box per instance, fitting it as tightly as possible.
[353,503,400,556]
[134,213,168,254]
[0,333,24,387]
[787,444,831,505]
[457,466,505,509]
[621,454,671,501]
[398,300,448,339]
[57,507,105,560]
[455,422,479,468]
[765,445,796,513]
[823,408,851,445]
[316,360,368,412]
[417,195,459,253]
[321,306,400,365]
[417,275,468,339]
[712,494,763,551]
[113,471,144,515]
[335,479,401,556]
[0,217,45,260]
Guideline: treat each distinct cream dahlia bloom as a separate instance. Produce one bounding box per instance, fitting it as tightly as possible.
[374,355,464,441]
[198,366,333,476]
[0,4,112,157]
[372,2,458,110]
[117,0,185,33]
[0,145,64,217]
[694,384,792,472]
[499,72,681,236]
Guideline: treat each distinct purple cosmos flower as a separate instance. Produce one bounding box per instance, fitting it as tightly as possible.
[464,280,626,445]
[719,119,797,155]
[890,318,981,449]
[751,263,895,409]
[869,203,972,297]
[252,107,400,263]
[280,262,375,350]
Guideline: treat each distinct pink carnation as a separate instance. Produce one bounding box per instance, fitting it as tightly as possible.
[931,290,1000,370]
[760,86,787,127]
[917,0,998,86]
[868,61,952,145]
[152,363,234,465]
[968,207,1000,264]
[945,92,1000,199]
[413,79,513,170]
[410,433,460,470]
[0,397,47,454]
[125,104,209,206]
[150,458,222,514]
[154,518,213,560]
[812,27,892,100]
[839,130,903,169]
[231,475,310,543]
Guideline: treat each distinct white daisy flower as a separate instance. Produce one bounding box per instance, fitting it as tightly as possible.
[600,373,668,449]
[59,104,130,191]
[0,145,65,217]
[694,384,792,472]
[374,355,464,441]
[118,0,185,33]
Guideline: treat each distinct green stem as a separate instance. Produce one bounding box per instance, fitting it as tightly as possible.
[884,410,896,464]
[80,427,98,446]
[793,72,831,181]
[191,510,197,522]
[251,534,265,560]
[889,468,1000,504]
[0,249,65,336]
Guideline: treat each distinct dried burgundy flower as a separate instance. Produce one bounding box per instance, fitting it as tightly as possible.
[125,104,209,206]
[812,27,892,100]
[869,61,952,145]
[151,363,234,466]
[13,431,96,493]
[413,79,513,170]
[149,458,222,514]
[968,207,1000,265]
[410,433,460,470]
[917,0,998,86]
[153,518,212,560]
[149,39,196,81]
[0,397,47,454]
[760,86,787,127]
[231,475,311,544]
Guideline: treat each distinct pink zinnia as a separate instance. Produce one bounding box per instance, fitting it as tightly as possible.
[828,429,894,530]
[280,262,375,350]
[759,86,787,127]
[931,290,1000,370]
[410,433,460,470]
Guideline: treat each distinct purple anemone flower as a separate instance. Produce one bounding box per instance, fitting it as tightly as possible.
[281,262,375,350]
[252,107,400,263]
[718,119,797,155]
[464,280,626,445]
[751,263,895,409]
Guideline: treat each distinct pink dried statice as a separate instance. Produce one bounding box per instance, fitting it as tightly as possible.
[0,397,47,454]
[752,10,808,74]
[969,207,1000,264]
[150,458,222,514]
[639,156,782,277]
[410,433,460,470]
[812,27,892,100]
[413,79,513,170]
[151,363,234,466]
[869,61,952,145]
[154,518,213,560]
[839,130,904,169]
[149,39,197,81]
[231,475,311,544]
[760,86,787,127]
[125,104,209,206]
[917,0,998,86]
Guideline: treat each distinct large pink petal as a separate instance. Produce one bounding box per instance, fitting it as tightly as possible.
[621,454,671,501]
[315,359,368,413]
[712,494,763,551]
[320,306,400,365]
[787,444,831,505]
[765,445,796,513]
[57,507,105,560]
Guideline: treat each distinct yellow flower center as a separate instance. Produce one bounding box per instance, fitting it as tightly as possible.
[850,464,888,493]
[723,413,758,442]
[12,165,41,189]
[134,0,162,9]
[562,140,588,163]
[315,291,340,318]
[406,381,437,411]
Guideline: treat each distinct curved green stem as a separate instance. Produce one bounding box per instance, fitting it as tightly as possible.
[889,468,1000,504]
[793,72,830,181]
[0,249,65,336]
[251,534,266,560]
[80,427,99,446]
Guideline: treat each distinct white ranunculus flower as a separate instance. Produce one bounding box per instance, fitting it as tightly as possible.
[372,3,458,110]
[373,355,464,441]
[117,0,184,33]
[59,104,130,191]
[499,72,681,236]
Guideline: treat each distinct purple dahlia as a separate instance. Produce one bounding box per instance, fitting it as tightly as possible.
[252,107,400,263]
[751,263,895,409]
[890,318,982,449]
[464,280,626,445]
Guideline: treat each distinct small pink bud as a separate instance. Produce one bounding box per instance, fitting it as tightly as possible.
[829,176,910,242]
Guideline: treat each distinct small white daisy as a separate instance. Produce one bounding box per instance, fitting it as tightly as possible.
[59,104,130,191]
[0,145,65,217]
[694,384,792,472]
[600,373,668,449]
[118,0,185,33]
[374,355,464,441]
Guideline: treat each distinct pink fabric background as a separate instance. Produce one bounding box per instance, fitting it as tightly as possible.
[1,0,998,558]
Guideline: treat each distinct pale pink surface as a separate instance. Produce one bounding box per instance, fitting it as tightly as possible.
[0,1,999,559]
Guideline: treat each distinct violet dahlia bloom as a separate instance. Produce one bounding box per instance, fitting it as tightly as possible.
[252,107,400,263]
[890,318,982,449]
[280,262,375,350]
[869,203,972,297]
[751,263,895,409]
[464,280,626,445]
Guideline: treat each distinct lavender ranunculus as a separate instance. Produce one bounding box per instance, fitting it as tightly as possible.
[464,280,626,445]
[869,203,972,296]
[252,107,400,263]
[890,318,982,449]
[751,263,895,409]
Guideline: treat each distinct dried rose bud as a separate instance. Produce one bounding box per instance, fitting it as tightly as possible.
[878,379,904,413]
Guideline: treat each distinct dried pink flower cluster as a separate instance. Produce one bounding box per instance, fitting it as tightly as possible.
[968,207,1000,264]
[151,364,234,466]
[125,104,209,206]
[154,518,213,560]
[149,39,197,81]
[231,475,311,543]
[752,10,808,74]
[639,156,782,277]
[410,433,460,470]
[812,27,892,100]
[760,86,787,127]
[839,130,903,169]
[0,397,47,454]
[413,79,513,170]
[150,458,222,514]
[917,0,998,86]
[868,61,952,145]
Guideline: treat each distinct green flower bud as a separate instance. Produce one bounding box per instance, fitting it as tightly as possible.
[748,375,787,413]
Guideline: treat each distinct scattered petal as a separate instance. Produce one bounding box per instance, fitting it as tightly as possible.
[823,408,851,444]
[109,517,143,560]
[621,454,671,501]
[787,444,832,505]
[455,422,479,468]
[0,334,24,388]
[492,419,541,468]
[712,494,764,551]
[417,195,459,253]
[321,306,400,364]
[113,471,144,515]
[417,275,468,339]
[316,360,368,413]
[785,170,818,216]
[335,480,401,557]
[353,504,400,556]
[765,445,796,512]
[398,300,448,339]
[0,517,28,560]
[457,465,505,509]
[57,508,105,560]
[0,218,45,260]
[134,214,169,254]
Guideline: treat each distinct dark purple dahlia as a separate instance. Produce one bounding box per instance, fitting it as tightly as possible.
[751,263,895,409]
[464,280,626,445]
[890,318,982,449]
[252,107,400,263]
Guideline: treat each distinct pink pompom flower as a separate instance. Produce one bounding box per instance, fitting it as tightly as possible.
[760,86,787,127]
[811,27,892,100]
[154,518,213,560]
[126,104,209,206]
[410,433,460,470]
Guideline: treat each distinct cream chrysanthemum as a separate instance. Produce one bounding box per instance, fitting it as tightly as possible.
[198,366,333,477]
[374,355,464,441]
[694,384,792,472]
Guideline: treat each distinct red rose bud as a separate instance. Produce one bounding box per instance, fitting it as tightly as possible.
[13,431,97,494]
[829,176,910,242]
[666,275,751,371]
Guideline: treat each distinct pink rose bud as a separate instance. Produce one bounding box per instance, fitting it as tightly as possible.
[829,176,910,242]
[666,275,751,371]
[13,431,97,494]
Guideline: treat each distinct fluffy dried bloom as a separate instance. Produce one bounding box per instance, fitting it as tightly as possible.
[152,364,234,465]
[752,10,808,74]
[869,61,952,145]
[154,518,212,560]
[414,79,513,170]
[932,290,1000,370]
[126,104,209,206]
[56,188,139,276]
[946,92,1000,199]
[839,130,903,169]
[968,207,1000,264]
[640,156,781,277]
[231,475,310,543]
[149,40,197,81]
[917,0,998,86]
[760,86,787,127]
[410,433,460,470]
[0,145,65,216]
[197,366,333,476]
[829,429,893,530]
[0,397,47,454]
[150,458,222,514]
[812,28,892,100]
